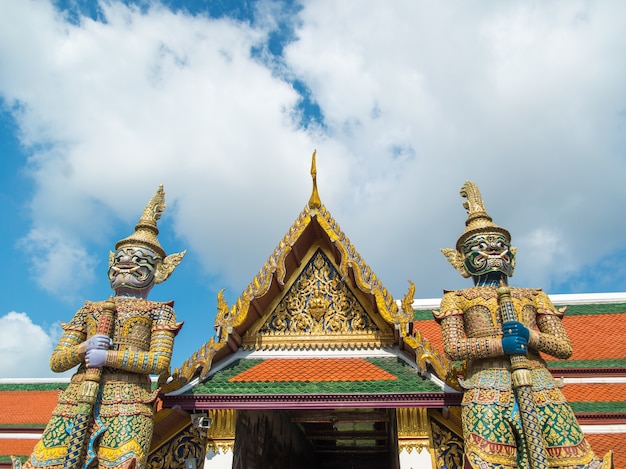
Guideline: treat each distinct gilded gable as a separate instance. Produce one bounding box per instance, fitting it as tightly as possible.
[243,248,394,350]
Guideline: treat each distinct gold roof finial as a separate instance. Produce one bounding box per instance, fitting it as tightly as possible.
[308,150,321,209]
[115,184,167,257]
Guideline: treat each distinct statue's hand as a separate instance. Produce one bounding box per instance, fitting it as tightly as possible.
[503,321,530,341]
[85,334,113,352]
[502,335,528,355]
[85,349,108,368]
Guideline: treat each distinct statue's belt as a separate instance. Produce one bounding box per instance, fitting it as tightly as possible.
[72,371,150,385]
[100,372,151,384]
[468,355,543,373]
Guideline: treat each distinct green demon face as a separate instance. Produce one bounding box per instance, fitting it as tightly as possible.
[461,233,514,278]
[108,246,160,292]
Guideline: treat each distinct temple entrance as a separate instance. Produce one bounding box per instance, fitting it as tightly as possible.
[288,408,398,469]
[232,408,398,469]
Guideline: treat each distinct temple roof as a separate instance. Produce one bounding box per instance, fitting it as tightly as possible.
[164,153,449,394]
[162,353,455,410]
[0,384,66,464]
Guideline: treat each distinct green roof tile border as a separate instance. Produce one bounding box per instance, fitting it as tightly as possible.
[413,302,626,321]
[569,401,626,414]
[0,383,68,392]
[0,424,45,430]
[554,303,626,316]
[413,310,437,321]
[1,456,27,464]
[186,357,442,396]
[546,359,626,369]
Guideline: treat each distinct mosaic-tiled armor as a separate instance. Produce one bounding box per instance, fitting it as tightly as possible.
[436,181,612,469]
[25,298,181,469]
[436,287,601,468]
[18,186,185,469]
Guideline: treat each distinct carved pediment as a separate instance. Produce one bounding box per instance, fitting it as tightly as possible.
[243,249,394,350]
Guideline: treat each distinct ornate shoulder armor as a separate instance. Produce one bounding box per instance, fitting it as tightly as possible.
[434,290,464,322]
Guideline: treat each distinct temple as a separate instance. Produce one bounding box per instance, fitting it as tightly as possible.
[1,154,625,468]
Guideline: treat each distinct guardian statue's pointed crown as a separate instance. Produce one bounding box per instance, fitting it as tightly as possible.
[111,185,185,284]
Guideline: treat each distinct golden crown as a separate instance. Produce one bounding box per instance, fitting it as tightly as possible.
[115,185,167,258]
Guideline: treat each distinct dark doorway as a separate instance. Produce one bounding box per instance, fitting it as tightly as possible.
[287,408,399,469]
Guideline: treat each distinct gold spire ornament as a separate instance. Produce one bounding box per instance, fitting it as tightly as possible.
[110,185,186,284]
[308,150,321,209]
[441,181,516,278]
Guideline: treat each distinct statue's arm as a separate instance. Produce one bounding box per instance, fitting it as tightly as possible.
[528,315,572,359]
[439,315,504,360]
[436,293,503,361]
[526,292,573,359]
[50,308,87,372]
[104,304,182,374]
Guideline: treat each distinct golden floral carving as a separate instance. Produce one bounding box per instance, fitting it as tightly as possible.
[147,425,205,469]
[258,250,377,336]
[431,419,464,469]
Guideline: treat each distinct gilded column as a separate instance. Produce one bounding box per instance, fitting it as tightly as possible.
[204,409,237,469]
[396,408,434,468]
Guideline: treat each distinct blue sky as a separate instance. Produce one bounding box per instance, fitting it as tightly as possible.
[1,0,626,377]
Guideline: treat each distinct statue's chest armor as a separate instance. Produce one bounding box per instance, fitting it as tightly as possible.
[85,300,155,351]
[518,303,539,330]
[111,308,153,351]
[462,290,539,337]
[464,302,501,338]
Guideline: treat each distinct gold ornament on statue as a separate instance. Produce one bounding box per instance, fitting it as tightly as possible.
[109,185,186,284]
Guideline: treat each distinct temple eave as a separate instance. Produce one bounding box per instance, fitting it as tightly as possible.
[162,391,462,410]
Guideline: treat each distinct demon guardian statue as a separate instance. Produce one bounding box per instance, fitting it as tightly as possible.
[435,181,612,469]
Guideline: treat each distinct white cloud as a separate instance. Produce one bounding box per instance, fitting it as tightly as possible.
[283,1,626,293]
[19,228,98,301]
[0,0,625,306]
[0,312,70,378]
[0,1,320,298]
[514,227,573,291]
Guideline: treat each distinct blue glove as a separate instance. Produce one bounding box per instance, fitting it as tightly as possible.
[503,321,530,341]
[85,334,112,352]
[85,348,108,368]
[502,335,528,355]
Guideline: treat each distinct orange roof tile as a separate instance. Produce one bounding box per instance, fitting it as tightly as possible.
[561,315,626,361]
[228,358,397,383]
[414,313,626,362]
[0,391,59,426]
[0,438,38,456]
[561,383,626,403]
[413,320,444,354]
[585,434,625,469]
